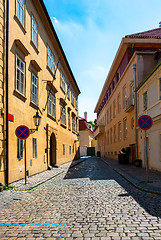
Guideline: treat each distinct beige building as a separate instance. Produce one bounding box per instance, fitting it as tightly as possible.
[94,28,161,163]
[79,114,94,156]
[137,57,161,171]
[1,0,80,184]
[0,0,6,184]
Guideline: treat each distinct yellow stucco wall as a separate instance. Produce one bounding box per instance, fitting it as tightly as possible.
[8,0,80,183]
[0,0,5,184]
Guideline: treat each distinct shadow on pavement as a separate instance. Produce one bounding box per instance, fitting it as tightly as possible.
[64,156,161,218]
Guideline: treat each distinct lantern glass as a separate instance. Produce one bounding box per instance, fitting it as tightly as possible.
[33,111,41,128]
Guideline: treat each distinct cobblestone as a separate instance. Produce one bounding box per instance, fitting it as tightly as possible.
[0,157,161,239]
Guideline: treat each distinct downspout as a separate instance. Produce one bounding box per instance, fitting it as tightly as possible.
[5,0,9,186]
[132,64,138,160]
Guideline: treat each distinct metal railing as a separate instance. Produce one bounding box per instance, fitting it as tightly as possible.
[125,94,134,111]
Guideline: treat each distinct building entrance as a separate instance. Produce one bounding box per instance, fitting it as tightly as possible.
[50,133,56,166]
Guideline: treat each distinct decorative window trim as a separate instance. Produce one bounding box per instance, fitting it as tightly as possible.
[15,40,30,56]
[16,54,26,96]
[31,15,38,49]
[31,72,38,106]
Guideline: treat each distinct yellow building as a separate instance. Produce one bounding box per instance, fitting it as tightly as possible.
[1,0,80,184]
[94,28,161,163]
[0,0,6,184]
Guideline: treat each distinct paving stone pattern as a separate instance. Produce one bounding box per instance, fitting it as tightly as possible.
[0,157,161,239]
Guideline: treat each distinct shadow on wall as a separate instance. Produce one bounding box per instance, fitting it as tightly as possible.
[63,156,161,219]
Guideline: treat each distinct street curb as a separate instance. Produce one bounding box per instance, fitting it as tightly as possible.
[101,158,161,196]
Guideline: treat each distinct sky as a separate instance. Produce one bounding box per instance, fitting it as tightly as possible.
[44,0,161,122]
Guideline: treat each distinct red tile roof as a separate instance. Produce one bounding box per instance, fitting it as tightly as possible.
[125,28,161,39]
[79,118,93,132]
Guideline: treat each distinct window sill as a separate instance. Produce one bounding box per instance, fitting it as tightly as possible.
[60,86,65,94]
[14,15,26,34]
[30,40,39,54]
[47,65,55,78]
[61,123,67,129]
[30,101,39,110]
[13,90,26,102]
[47,113,56,122]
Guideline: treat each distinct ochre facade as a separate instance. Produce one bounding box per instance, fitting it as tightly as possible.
[0,0,5,184]
[2,0,80,184]
[94,35,161,163]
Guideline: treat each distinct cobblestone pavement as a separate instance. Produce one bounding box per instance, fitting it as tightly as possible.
[1,157,161,239]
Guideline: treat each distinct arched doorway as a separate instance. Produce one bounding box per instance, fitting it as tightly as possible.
[50,133,56,166]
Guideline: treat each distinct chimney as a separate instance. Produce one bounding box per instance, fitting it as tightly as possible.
[84,112,87,121]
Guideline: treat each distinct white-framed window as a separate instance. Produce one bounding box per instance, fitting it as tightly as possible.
[68,111,70,130]
[48,93,56,118]
[117,93,121,113]
[17,138,23,159]
[32,16,38,47]
[16,0,25,26]
[159,78,161,100]
[123,118,127,139]
[32,137,37,158]
[16,55,25,95]
[118,122,121,141]
[31,73,38,105]
[61,105,66,125]
[143,91,148,111]
[72,117,76,132]
[114,125,117,142]
[60,71,65,92]
[113,100,116,117]
[47,46,55,75]
[63,144,65,155]
[123,86,127,108]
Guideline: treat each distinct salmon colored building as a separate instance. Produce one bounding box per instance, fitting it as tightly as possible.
[94,28,161,163]
[0,0,80,184]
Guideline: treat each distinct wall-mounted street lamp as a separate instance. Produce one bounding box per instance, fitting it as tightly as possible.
[30,110,42,134]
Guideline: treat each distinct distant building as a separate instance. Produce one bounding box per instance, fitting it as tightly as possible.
[136,53,161,171]
[94,28,161,163]
[79,113,94,156]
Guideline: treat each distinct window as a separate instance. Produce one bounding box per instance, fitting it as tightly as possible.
[17,138,23,159]
[31,73,38,105]
[123,118,127,139]
[48,93,56,118]
[16,0,25,26]
[67,84,70,99]
[68,111,71,130]
[32,138,37,158]
[117,93,121,113]
[123,86,127,108]
[114,125,117,142]
[75,97,78,109]
[69,145,71,155]
[61,105,66,125]
[47,46,55,75]
[32,16,38,47]
[118,122,121,141]
[63,144,65,155]
[159,79,161,100]
[16,55,25,95]
[60,71,65,92]
[113,100,116,117]
[107,110,109,124]
[72,117,76,132]
[110,128,112,144]
[143,91,148,111]
[71,91,75,105]
[110,105,112,121]
[107,130,109,144]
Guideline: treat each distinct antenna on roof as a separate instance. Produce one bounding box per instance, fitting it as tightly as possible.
[159,22,161,28]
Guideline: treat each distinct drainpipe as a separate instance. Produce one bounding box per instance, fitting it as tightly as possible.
[132,64,138,160]
[5,0,9,186]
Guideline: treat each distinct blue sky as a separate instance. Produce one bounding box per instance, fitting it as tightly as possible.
[44,0,161,122]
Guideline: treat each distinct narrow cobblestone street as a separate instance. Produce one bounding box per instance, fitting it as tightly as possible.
[1,157,161,239]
